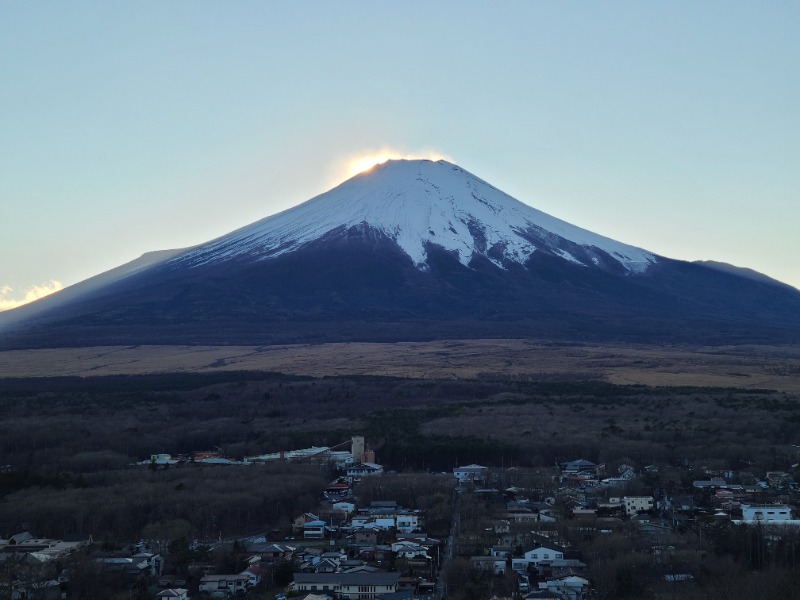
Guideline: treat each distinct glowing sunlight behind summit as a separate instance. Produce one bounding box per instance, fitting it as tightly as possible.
[343,148,453,180]
[0,280,63,312]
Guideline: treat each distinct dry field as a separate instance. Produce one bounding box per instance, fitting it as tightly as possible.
[2,339,800,392]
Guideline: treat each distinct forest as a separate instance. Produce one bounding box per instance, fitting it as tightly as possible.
[0,371,798,544]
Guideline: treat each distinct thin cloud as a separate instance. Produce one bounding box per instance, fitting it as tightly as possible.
[0,280,63,311]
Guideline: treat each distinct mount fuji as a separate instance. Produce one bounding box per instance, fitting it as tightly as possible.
[3,159,800,347]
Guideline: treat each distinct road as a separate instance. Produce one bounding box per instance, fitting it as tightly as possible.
[435,488,461,600]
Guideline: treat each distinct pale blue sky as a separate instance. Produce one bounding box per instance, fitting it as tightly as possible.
[2,2,799,308]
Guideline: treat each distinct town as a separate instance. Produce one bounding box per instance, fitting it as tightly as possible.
[3,432,800,600]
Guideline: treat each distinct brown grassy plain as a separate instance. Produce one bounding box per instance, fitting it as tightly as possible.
[2,339,800,391]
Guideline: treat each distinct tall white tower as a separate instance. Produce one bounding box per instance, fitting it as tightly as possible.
[351,436,365,464]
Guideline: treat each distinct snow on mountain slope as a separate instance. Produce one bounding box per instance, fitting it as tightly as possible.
[172,159,656,274]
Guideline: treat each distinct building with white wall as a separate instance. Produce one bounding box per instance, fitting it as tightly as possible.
[511,546,565,572]
[292,572,400,599]
[623,496,654,516]
[396,513,421,533]
[453,464,488,484]
[741,504,792,522]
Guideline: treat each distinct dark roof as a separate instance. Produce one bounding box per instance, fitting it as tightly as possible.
[560,459,597,469]
[9,532,33,545]
[293,573,400,586]
[524,591,562,599]
[368,508,397,516]
[376,591,414,600]
[316,559,339,570]
[200,574,248,582]
[248,542,295,553]
[62,533,92,543]
[342,565,381,573]
[340,559,366,566]
[347,463,382,471]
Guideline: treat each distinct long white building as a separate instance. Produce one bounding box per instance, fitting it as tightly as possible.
[741,504,792,521]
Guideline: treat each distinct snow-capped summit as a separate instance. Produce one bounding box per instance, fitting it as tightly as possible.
[172,159,656,274]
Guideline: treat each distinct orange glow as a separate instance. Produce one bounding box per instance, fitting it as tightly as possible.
[343,148,454,180]
[348,154,396,177]
[0,280,63,311]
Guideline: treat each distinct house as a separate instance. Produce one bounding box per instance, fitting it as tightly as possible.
[598,516,627,533]
[534,559,587,579]
[395,533,438,545]
[294,512,322,533]
[693,477,728,489]
[396,513,421,533]
[559,460,605,477]
[96,556,151,579]
[318,507,350,527]
[471,556,507,575]
[0,533,58,554]
[765,471,790,488]
[333,501,357,514]
[10,578,62,600]
[329,450,356,468]
[396,576,421,592]
[304,521,327,539]
[315,558,340,573]
[511,547,565,573]
[353,530,379,545]
[8,532,34,546]
[494,520,511,534]
[296,549,323,565]
[199,574,249,596]
[342,565,381,574]
[133,552,163,577]
[292,572,400,599]
[346,463,384,478]
[352,516,394,531]
[241,564,263,586]
[247,543,295,562]
[453,464,488,484]
[326,481,352,495]
[622,496,654,516]
[149,453,179,466]
[372,518,396,531]
[155,590,189,600]
[350,515,372,529]
[601,466,635,487]
[391,541,429,559]
[0,533,93,562]
[597,497,623,511]
[523,546,565,565]
[571,509,596,520]
[366,505,398,519]
[158,576,188,588]
[537,575,589,600]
